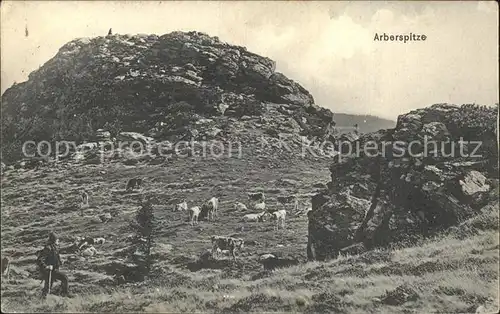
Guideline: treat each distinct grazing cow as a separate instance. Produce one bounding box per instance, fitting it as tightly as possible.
[211,236,244,261]
[259,254,300,270]
[1,257,10,281]
[99,213,112,223]
[126,178,143,191]
[81,191,89,204]
[270,210,287,230]
[81,191,89,206]
[175,200,188,212]
[201,197,219,221]
[78,237,106,250]
[80,246,98,257]
[253,201,266,212]
[188,206,201,225]
[234,202,247,211]
[242,211,271,222]
[94,237,106,245]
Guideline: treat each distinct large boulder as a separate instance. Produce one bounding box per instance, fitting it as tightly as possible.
[96,260,144,282]
[308,104,499,261]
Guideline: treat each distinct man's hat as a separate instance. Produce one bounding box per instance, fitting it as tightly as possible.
[48,232,58,243]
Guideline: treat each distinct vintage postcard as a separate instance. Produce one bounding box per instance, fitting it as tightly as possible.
[1,1,498,313]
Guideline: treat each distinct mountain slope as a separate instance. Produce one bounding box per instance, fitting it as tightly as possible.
[1,142,498,313]
[1,156,497,313]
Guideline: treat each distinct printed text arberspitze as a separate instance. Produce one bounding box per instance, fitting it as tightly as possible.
[374,32,427,43]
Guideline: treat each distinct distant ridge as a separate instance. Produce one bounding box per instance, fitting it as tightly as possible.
[331,113,395,134]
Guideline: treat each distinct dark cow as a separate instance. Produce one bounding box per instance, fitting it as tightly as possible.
[126,178,143,191]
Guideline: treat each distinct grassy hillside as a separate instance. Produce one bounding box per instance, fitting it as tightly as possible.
[1,151,498,313]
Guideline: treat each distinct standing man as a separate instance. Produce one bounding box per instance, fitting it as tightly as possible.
[37,232,70,298]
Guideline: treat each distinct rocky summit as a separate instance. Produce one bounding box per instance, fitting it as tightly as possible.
[308,103,499,260]
[1,31,335,163]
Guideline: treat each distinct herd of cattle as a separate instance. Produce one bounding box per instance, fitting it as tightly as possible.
[0,177,314,282]
[171,190,312,261]
[124,178,313,262]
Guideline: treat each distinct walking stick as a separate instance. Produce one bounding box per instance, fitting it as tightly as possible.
[47,268,53,295]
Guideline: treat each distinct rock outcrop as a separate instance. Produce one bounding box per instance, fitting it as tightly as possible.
[1,31,334,163]
[308,104,499,261]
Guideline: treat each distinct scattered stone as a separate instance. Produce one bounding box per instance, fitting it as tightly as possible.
[459,170,490,197]
[258,254,300,270]
[95,129,111,142]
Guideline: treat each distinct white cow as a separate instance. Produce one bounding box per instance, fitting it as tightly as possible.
[271,209,287,230]
[241,211,270,222]
[234,202,248,211]
[175,200,188,212]
[188,206,201,226]
[253,201,266,212]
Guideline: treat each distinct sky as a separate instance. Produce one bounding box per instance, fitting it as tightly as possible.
[1,1,498,120]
